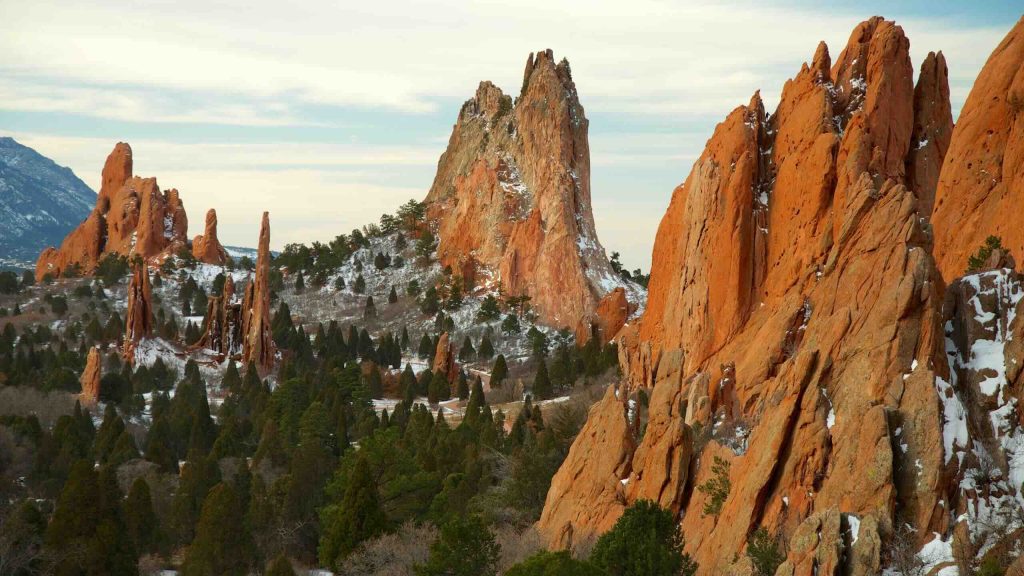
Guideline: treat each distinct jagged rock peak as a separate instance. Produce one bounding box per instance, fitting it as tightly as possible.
[192,208,229,265]
[542,17,954,572]
[35,142,193,281]
[931,16,1024,279]
[123,261,153,362]
[425,49,638,328]
[242,211,275,376]
[907,51,953,217]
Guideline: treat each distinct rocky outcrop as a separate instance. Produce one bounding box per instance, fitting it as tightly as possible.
[79,346,101,405]
[198,275,241,357]
[241,212,275,376]
[425,50,636,328]
[576,287,631,345]
[192,208,228,265]
[35,142,191,280]
[931,16,1024,280]
[123,261,153,361]
[540,17,958,573]
[432,331,457,383]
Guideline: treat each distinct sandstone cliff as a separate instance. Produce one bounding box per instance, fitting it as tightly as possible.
[540,17,965,574]
[424,50,640,330]
[932,16,1024,279]
[35,142,192,280]
[241,212,276,375]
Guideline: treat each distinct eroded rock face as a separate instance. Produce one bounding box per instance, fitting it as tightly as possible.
[576,287,631,345]
[540,18,956,573]
[35,142,191,280]
[433,331,457,382]
[425,50,636,328]
[123,261,153,361]
[198,275,241,357]
[241,212,275,376]
[932,16,1024,279]
[80,346,101,405]
[192,208,228,265]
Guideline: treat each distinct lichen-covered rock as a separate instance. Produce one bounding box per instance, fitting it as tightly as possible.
[425,50,638,329]
[241,212,275,376]
[35,142,191,280]
[123,261,153,361]
[192,208,228,265]
[931,16,1024,278]
[80,346,101,405]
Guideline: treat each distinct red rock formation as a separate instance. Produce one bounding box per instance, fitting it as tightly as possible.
[79,346,101,405]
[433,331,457,383]
[241,212,275,375]
[123,261,153,361]
[541,18,956,573]
[575,287,630,345]
[192,208,229,265]
[35,142,191,281]
[425,50,633,328]
[198,275,241,356]
[907,51,953,217]
[932,16,1024,279]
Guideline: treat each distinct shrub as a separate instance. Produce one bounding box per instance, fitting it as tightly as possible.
[590,500,696,576]
[967,235,1007,273]
[698,456,731,517]
[505,550,603,576]
[747,528,785,576]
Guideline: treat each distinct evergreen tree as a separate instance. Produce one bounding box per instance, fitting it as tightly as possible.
[294,271,305,293]
[400,364,417,397]
[354,274,366,294]
[428,370,450,404]
[476,295,501,323]
[458,336,475,362]
[506,551,604,576]
[420,286,440,315]
[388,285,399,304]
[146,415,179,474]
[400,326,410,350]
[415,515,499,576]
[491,355,508,388]
[318,455,387,570]
[456,371,470,401]
[182,483,254,576]
[125,477,159,554]
[418,334,434,359]
[478,334,495,360]
[590,500,696,576]
[364,296,377,320]
[532,358,553,400]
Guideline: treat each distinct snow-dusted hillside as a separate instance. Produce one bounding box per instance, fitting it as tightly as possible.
[0,137,96,265]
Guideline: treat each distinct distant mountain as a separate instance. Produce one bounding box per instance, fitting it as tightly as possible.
[0,136,96,267]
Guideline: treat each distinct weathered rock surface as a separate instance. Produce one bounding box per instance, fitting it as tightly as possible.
[576,287,631,345]
[424,50,639,328]
[123,261,153,361]
[79,346,101,405]
[540,17,959,574]
[241,212,275,375]
[932,16,1024,279]
[35,142,191,280]
[432,331,457,382]
[198,275,241,357]
[192,208,228,265]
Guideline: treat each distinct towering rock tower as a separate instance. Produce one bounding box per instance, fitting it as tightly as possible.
[123,260,153,361]
[241,212,275,375]
[425,50,636,330]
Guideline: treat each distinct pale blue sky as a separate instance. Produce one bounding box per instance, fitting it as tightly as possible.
[1,0,1019,270]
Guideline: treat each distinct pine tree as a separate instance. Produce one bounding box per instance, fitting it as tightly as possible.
[590,500,696,576]
[354,274,366,294]
[182,483,254,576]
[456,371,470,401]
[146,415,179,474]
[318,455,387,570]
[400,364,417,397]
[364,296,377,320]
[478,334,495,360]
[388,285,399,304]
[415,515,499,576]
[428,370,450,404]
[420,286,440,315]
[532,358,553,400]
[125,477,159,554]
[418,333,434,359]
[491,355,508,388]
[458,336,475,362]
[400,326,410,350]
[294,271,305,293]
